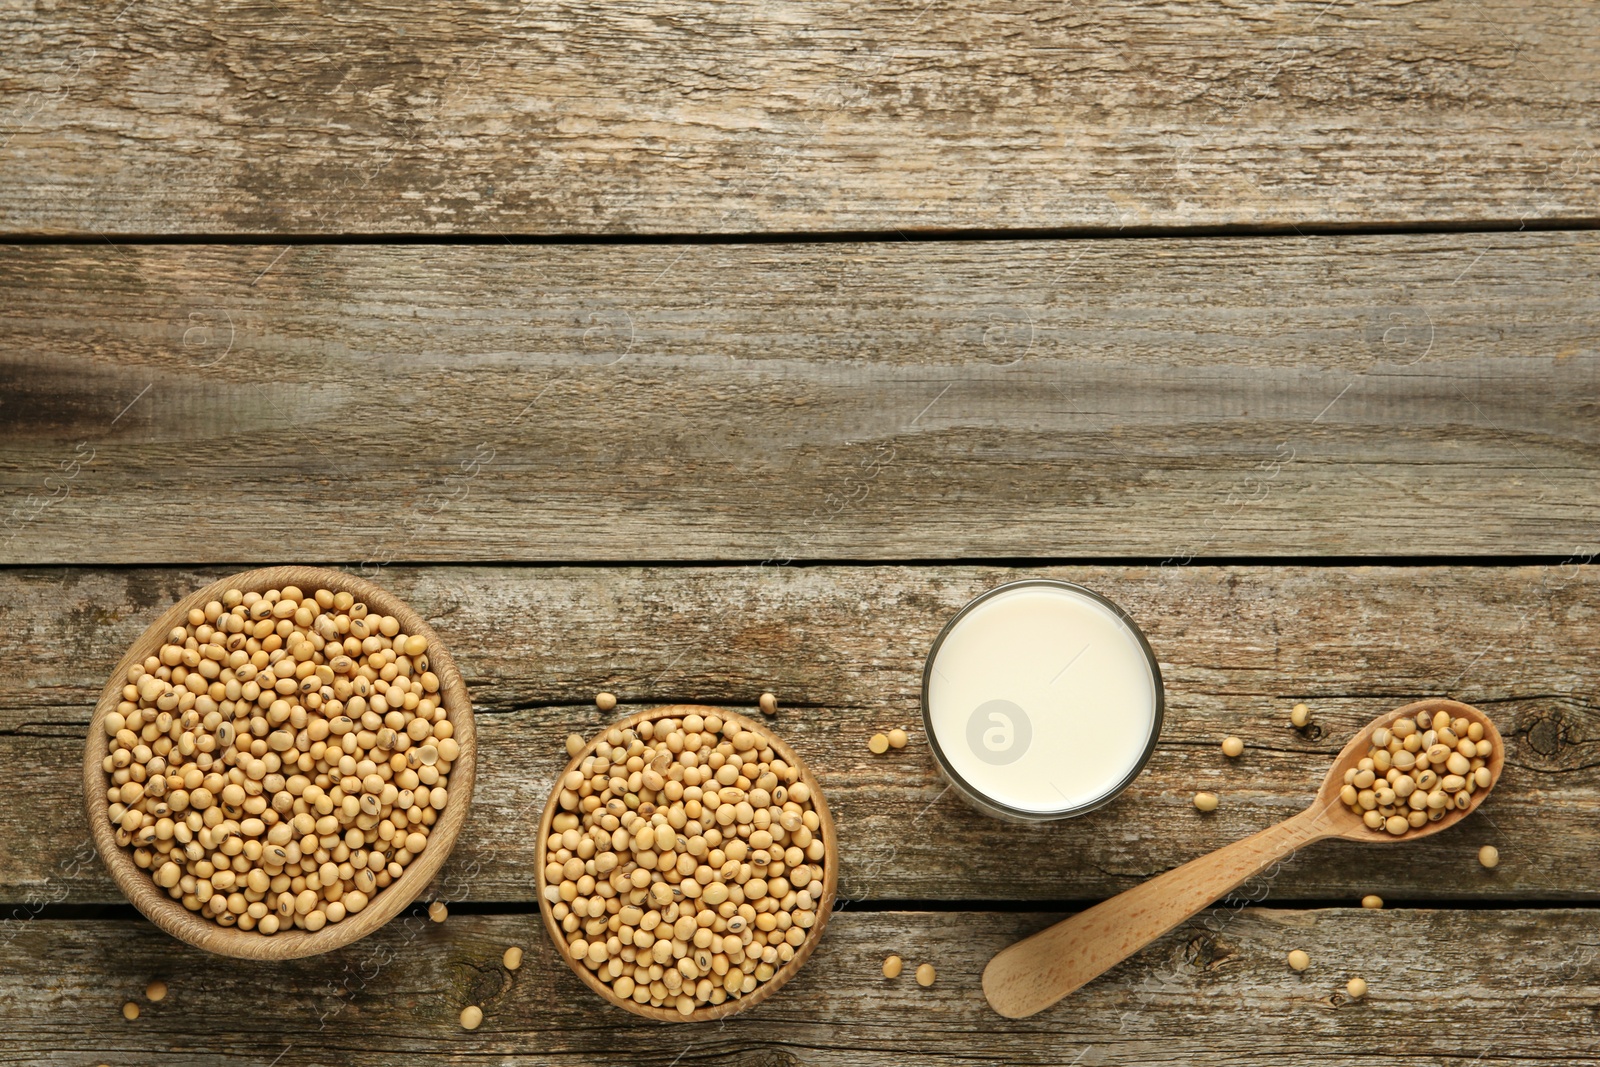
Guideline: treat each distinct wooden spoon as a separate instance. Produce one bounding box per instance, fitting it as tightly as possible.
[982,698,1504,1019]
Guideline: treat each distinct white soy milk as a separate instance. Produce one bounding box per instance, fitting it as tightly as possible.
[922,581,1163,820]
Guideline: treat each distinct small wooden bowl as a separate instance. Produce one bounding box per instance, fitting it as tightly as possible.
[84,566,476,961]
[537,705,837,1022]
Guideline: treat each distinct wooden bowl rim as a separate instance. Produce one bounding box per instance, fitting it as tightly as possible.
[536,704,838,1022]
[83,565,477,961]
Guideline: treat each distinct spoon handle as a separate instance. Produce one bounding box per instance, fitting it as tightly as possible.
[982,807,1331,1019]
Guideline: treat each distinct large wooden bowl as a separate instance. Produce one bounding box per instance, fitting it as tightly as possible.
[84,566,476,960]
[537,705,837,1021]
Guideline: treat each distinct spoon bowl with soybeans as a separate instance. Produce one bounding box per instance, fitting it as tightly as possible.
[983,698,1503,1019]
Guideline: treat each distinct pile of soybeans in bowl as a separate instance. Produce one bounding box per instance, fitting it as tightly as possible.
[538,708,835,1020]
[98,584,459,934]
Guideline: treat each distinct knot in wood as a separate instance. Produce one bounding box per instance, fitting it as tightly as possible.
[1183,931,1238,972]
[454,956,513,1006]
[1525,711,1564,758]
[738,1051,801,1067]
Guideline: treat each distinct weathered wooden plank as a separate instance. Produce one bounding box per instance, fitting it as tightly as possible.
[1,909,1597,1065]
[1,0,1597,236]
[2,233,1596,563]
[4,564,1596,904]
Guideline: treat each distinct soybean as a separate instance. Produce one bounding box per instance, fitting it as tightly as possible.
[916,963,937,987]
[883,955,903,978]
[504,945,524,970]
[1290,703,1311,728]
[1345,977,1368,1000]
[759,692,778,716]
[1221,736,1244,758]
[1479,845,1500,869]
[596,692,617,712]
[1193,792,1219,812]
[868,733,890,754]
[1287,949,1310,972]
[460,1005,484,1030]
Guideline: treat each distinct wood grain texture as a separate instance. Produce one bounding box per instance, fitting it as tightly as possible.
[1,0,1597,236]
[3,909,1599,1065]
[4,564,1596,905]
[2,232,1597,563]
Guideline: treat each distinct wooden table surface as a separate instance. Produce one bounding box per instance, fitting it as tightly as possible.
[3,1,1598,1064]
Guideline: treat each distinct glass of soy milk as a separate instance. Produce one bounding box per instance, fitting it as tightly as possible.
[921,579,1164,822]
